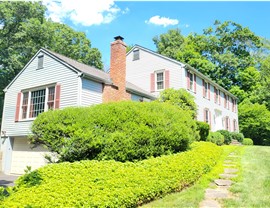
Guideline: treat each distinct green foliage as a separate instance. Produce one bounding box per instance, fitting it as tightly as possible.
[157,88,197,119]
[30,101,197,162]
[217,130,232,145]
[207,132,225,146]
[196,121,210,141]
[242,138,254,146]
[1,142,222,207]
[230,132,244,143]
[238,100,270,145]
[15,166,43,188]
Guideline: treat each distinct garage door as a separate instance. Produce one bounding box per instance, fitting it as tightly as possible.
[10,137,50,174]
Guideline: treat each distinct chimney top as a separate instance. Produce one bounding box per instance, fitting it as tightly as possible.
[114,36,124,41]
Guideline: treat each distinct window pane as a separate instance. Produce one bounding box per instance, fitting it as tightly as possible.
[29,89,46,118]
[48,87,55,110]
[156,72,164,82]
[157,81,164,90]
[21,92,29,119]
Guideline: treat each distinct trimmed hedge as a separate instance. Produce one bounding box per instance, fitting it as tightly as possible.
[242,138,253,145]
[30,101,197,162]
[1,142,222,207]
[196,121,210,141]
[217,130,232,144]
[230,132,244,143]
[207,132,225,146]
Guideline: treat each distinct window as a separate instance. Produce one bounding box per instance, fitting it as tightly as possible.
[156,72,164,90]
[38,55,44,69]
[224,93,228,108]
[133,50,139,61]
[214,87,218,103]
[21,92,29,119]
[21,86,56,119]
[225,117,230,131]
[233,119,237,132]
[203,80,208,98]
[188,72,194,91]
[204,108,211,127]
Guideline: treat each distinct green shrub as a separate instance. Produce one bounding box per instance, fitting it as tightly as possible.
[207,132,225,146]
[230,132,244,143]
[1,142,222,207]
[196,121,210,141]
[157,88,197,118]
[242,138,254,145]
[217,130,232,144]
[30,101,197,162]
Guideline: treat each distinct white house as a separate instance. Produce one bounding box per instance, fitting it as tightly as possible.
[126,45,238,133]
[0,36,238,175]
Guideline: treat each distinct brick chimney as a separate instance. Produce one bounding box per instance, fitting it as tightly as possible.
[103,36,131,102]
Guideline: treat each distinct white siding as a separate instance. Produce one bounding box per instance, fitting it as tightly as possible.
[126,48,184,97]
[81,78,103,106]
[1,52,79,137]
[126,47,238,132]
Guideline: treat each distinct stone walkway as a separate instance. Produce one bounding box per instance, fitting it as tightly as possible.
[199,152,239,208]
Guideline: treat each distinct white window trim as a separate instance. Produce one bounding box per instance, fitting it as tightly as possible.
[20,84,56,121]
[203,81,208,99]
[188,72,194,92]
[155,70,165,91]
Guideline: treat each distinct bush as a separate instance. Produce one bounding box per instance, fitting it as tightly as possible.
[196,121,210,141]
[1,142,222,207]
[239,101,270,145]
[157,88,197,118]
[30,101,197,162]
[217,130,232,145]
[242,138,254,145]
[230,132,244,143]
[207,132,225,146]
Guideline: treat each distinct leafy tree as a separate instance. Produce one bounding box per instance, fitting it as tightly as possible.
[156,88,197,119]
[153,28,185,59]
[238,100,270,145]
[0,1,103,123]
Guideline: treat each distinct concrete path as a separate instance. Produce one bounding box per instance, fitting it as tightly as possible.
[199,152,239,208]
[0,173,20,187]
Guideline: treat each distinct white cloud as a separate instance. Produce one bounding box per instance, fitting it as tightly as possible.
[42,0,123,26]
[145,15,179,27]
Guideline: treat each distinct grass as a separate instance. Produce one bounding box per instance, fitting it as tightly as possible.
[222,146,270,208]
[141,145,239,208]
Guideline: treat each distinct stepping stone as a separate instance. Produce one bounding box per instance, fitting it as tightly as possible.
[219,173,237,179]
[199,199,221,208]
[205,188,229,199]
[227,155,239,158]
[224,160,233,163]
[214,179,232,186]
[224,168,238,174]
[223,164,236,167]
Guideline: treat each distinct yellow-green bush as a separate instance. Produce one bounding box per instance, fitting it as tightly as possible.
[30,101,197,162]
[242,138,253,145]
[1,142,222,207]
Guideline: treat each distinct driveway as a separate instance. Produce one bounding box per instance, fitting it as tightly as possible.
[0,172,20,187]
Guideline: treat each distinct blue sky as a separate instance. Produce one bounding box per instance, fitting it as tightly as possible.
[43,1,270,70]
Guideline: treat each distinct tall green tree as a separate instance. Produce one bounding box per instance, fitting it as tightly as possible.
[0,1,103,124]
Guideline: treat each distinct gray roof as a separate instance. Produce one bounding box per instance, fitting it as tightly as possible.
[42,48,155,99]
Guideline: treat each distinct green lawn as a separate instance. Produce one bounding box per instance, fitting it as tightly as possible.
[223,146,270,208]
[141,145,270,208]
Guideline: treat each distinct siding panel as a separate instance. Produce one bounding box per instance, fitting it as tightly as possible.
[81,78,103,106]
